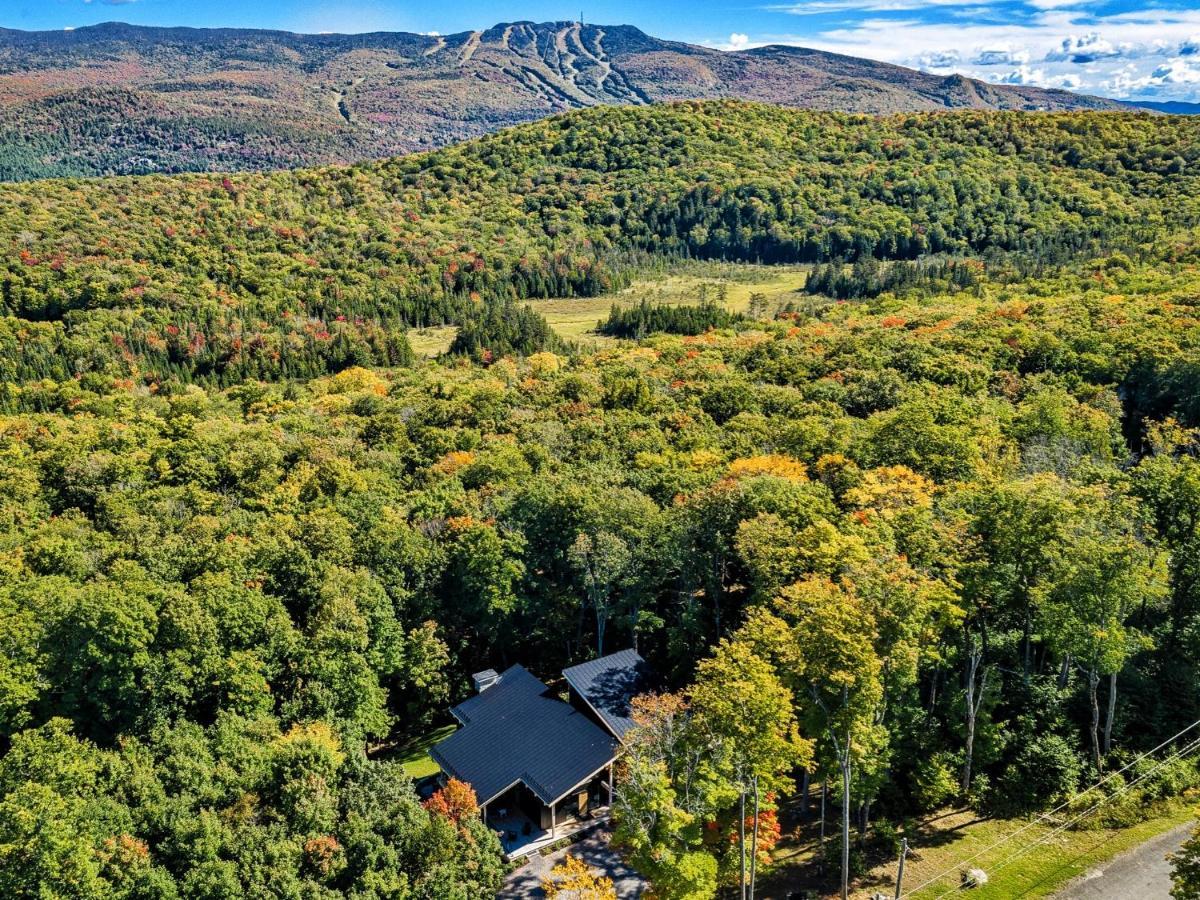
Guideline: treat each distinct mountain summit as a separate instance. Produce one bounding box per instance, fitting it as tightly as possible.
[0,20,1125,179]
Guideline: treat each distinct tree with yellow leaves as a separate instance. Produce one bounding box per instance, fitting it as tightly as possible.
[689,638,811,899]
[541,854,618,900]
[739,578,883,900]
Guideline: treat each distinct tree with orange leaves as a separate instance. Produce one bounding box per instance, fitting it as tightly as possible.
[422,777,479,826]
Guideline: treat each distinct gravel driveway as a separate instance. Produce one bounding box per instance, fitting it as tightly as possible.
[497,825,647,899]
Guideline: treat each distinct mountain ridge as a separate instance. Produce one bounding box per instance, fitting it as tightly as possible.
[1122,99,1200,115]
[0,20,1130,180]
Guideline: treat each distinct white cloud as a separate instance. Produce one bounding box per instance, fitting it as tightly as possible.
[706,32,767,51]
[1101,57,1200,96]
[1149,58,1200,84]
[1045,32,1136,62]
[974,45,1031,66]
[745,4,1200,100]
[766,0,991,15]
[993,64,1047,84]
[1027,0,1089,9]
[989,64,1081,89]
[918,49,962,69]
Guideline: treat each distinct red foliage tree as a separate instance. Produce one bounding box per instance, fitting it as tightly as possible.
[423,777,479,826]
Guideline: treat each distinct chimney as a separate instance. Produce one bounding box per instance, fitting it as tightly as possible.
[472,669,501,693]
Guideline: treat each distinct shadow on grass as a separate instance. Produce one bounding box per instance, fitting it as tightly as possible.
[369,722,457,770]
[758,801,993,898]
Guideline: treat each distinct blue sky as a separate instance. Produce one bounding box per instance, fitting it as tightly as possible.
[4,0,1200,101]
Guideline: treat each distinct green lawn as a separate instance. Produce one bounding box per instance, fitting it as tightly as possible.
[761,801,1196,899]
[394,724,456,780]
[899,804,1196,900]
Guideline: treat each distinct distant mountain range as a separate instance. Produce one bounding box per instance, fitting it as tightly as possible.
[0,20,1134,180]
[1122,99,1200,115]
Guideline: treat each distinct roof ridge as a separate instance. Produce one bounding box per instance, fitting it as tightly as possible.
[432,661,618,807]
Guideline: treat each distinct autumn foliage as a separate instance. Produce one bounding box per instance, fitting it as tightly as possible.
[423,778,480,826]
[541,855,618,900]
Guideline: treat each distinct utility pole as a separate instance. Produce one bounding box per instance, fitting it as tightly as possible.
[894,837,909,899]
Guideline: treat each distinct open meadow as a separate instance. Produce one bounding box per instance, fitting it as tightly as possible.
[408,262,810,355]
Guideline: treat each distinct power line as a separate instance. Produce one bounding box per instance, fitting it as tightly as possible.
[962,735,1200,893]
[1006,812,1167,899]
[899,715,1200,898]
[900,716,1200,896]
[921,733,1200,900]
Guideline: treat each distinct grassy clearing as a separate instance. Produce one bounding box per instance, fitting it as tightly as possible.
[760,801,1195,899]
[393,724,456,780]
[408,325,459,357]
[896,804,1195,900]
[533,263,809,346]
[405,263,810,357]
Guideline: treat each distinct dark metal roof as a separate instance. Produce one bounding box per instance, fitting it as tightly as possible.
[449,665,540,725]
[562,649,650,741]
[430,665,618,806]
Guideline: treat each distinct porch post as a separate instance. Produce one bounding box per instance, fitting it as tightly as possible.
[550,800,557,838]
[607,764,614,807]
[480,801,488,824]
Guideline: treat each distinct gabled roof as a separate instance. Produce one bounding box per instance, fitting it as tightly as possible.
[431,664,618,806]
[562,649,650,742]
[449,665,540,726]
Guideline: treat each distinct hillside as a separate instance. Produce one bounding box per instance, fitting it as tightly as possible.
[1125,99,1200,115]
[4,98,1200,900]
[2,111,1200,900]
[0,20,1126,179]
[0,100,1196,388]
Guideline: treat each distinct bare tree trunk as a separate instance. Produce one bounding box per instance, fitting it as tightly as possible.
[820,779,827,872]
[1058,653,1071,690]
[750,776,760,900]
[924,664,940,726]
[961,637,988,795]
[1088,667,1103,771]
[841,748,851,900]
[1104,670,1118,756]
[739,786,747,900]
[595,597,607,657]
[574,600,587,660]
[799,770,810,822]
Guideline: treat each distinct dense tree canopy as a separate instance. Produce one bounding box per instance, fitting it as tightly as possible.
[0,102,1196,385]
[3,100,1200,897]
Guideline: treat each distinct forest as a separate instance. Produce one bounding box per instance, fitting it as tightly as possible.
[0,102,1197,388]
[2,101,1200,898]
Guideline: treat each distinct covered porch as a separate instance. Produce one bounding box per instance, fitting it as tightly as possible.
[481,765,614,860]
